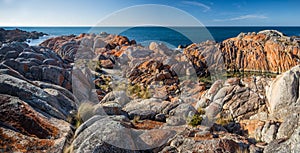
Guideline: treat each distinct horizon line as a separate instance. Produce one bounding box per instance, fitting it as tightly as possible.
[2,25,300,28]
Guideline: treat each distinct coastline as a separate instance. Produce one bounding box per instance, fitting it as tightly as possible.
[1,28,300,152]
[2,26,300,46]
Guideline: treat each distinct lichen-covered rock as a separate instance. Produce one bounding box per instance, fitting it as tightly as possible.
[127,60,180,100]
[0,74,73,119]
[40,34,135,63]
[0,94,73,152]
[183,41,224,77]
[184,30,300,75]
[0,43,72,90]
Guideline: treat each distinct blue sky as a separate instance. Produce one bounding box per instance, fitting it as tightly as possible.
[0,0,299,26]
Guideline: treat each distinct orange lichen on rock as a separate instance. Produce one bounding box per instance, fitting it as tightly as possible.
[240,119,265,137]
[0,127,55,152]
[184,30,300,75]
[0,95,59,139]
[132,120,164,130]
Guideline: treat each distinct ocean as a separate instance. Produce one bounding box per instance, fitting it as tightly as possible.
[3,26,300,48]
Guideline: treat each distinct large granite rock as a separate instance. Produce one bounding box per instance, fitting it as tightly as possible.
[220,31,300,73]
[0,74,77,119]
[70,115,176,153]
[266,65,300,115]
[184,40,224,77]
[123,98,163,120]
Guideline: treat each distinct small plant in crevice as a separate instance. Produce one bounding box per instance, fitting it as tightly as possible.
[76,102,95,128]
[74,59,101,71]
[63,144,74,153]
[66,110,81,129]
[132,115,141,124]
[188,113,203,127]
[215,114,234,126]
[127,84,151,99]
[94,74,112,93]
[188,107,206,127]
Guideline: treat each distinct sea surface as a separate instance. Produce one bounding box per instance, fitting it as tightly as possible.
[3,26,300,48]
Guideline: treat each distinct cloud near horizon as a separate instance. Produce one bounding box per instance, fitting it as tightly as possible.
[214,14,268,22]
[182,1,211,12]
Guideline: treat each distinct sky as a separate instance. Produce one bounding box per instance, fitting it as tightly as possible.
[0,0,299,26]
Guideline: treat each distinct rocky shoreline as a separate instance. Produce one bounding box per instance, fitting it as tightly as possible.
[0,29,300,152]
[0,28,48,46]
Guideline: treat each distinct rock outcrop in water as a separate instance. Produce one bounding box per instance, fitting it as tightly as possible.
[0,28,47,45]
[1,30,300,152]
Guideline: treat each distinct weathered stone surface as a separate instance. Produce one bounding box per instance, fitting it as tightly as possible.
[149,42,174,56]
[0,43,72,90]
[72,67,98,103]
[95,102,127,116]
[0,94,72,152]
[276,113,299,139]
[126,48,154,60]
[264,125,300,153]
[71,115,175,152]
[197,77,269,122]
[123,98,163,120]
[100,91,131,106]
[167,103,197,126]
[0,74,63,118]
[179,80,206,101]
[266,65,300,115]
[0,40,76,152]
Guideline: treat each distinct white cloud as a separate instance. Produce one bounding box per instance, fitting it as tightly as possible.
[214,14,268,22]
[182,1,211,12]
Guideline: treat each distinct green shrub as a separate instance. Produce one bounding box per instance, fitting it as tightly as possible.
[188,114,203,127]
[94,75,112,92]
[197,107,206,115]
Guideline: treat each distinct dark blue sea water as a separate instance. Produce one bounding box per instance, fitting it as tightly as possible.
[3,26,300,48]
